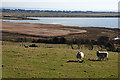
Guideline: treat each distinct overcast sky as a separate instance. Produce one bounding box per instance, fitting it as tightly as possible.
[1,0,120,11]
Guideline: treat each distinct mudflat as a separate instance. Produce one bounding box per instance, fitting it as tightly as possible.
[2,21,87,37]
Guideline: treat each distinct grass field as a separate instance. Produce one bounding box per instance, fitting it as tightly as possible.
[2,41,118,78]
[2,12,118,18]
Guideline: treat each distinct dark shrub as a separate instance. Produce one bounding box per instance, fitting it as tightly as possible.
[97,36,109,49]
[16,38,23,42]
[97,36,109,45]
[66,40,74,49]
[16,38,32,42]
[29,44,38,47]
[36,39,44,43]
[84,39,90,44]
[32,39,36,43]
[91,40,97,45]
[53,37,59,44]
[105,42,116,51]
[116,48,120,52]
[59,37,66,44]
[76,39,82,49]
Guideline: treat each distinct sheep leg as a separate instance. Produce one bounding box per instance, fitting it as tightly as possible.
[106,55,108,60]
[106,58,108,60]
[78,59,80,62]
[100,56,102,61]
[102,55,104,61]
[102,57,104,61]
[98,56,100,60]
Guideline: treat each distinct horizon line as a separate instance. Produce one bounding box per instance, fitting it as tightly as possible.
[2,7,118,12]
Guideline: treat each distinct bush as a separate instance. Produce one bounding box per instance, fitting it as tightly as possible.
[116,48,120,52]
[29,44,38,47]
[53,37,59,44]
[59,37,66,44]
[32,39,36,43]
[97,36,109,45]
[91,40,97,45]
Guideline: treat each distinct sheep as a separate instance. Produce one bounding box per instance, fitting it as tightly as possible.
[24,45,29,48]
[97,51,108,61]
[76,51,84,62]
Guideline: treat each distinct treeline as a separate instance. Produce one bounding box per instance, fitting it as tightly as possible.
[16,36,120,52]
[1,8,118,13]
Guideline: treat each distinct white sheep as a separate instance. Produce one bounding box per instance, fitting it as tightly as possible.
[76,51,84,62]
[97,51,108,60]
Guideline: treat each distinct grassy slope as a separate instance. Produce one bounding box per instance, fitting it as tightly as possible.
[2,41,118,78]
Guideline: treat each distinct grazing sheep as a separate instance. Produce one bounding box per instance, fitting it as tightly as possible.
[24,45,29,48]
[76,51,84,62]
[97,51,108,60]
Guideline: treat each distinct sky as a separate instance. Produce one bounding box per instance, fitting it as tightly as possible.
[1,0,120,11]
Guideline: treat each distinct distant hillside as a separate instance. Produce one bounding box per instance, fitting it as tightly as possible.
[1,8,118,13]
[1,8,119,17]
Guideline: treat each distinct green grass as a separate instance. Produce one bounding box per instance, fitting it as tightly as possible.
[2,41,118,78]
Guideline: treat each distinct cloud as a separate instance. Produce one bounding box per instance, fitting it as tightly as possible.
[2,0,119,2]
[2,0,119,11]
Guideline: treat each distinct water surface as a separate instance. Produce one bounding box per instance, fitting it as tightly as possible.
[2,17,118,28]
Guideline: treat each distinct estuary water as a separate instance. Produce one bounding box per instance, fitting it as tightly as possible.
[2,17,118,28]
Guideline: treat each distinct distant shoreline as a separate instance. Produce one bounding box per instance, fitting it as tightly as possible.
[1,15,118,21]
[2,11,118,18]
[1,16,39,20]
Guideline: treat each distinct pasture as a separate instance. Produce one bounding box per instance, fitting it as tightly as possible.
[2,41,118,78]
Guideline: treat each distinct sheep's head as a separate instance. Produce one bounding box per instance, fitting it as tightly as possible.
[97,50,99,53]
[77,51,80,54]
